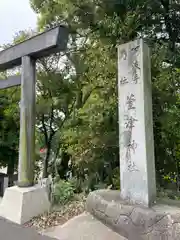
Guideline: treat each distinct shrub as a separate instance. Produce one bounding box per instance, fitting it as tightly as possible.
[52,180,75,205]
[69,177,83,193]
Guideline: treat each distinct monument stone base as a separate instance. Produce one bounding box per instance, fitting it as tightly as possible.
[0,185,50,225]
[86,190,180,240]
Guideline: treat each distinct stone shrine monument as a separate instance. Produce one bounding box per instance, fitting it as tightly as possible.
[86,39,180,239]
[0,26,69,224]
[118,39,156,206]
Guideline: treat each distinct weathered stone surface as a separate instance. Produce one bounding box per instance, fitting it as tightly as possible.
[0,185,50,224]
[86,190,180,239]
[0,75,21,89]
[18,56,35,187]
[172,223,180,240]
[118,39,156,207]
[0,25,69,70]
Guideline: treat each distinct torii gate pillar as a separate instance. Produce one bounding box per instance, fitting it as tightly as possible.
[0,26,69,224]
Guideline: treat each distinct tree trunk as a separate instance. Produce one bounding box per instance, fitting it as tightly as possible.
[56,151,68,179]
[42,123,55,179]
[43,147,51,178]
[52,143,61,179]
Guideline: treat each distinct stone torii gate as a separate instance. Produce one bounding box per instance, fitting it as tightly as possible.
[0,26,69,224]
[0,75,21,89]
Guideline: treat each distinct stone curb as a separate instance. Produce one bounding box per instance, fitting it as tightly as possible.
[86,190,180,240]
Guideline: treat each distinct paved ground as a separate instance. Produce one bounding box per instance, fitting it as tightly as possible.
[42,212,127,240]
[0,217,56,240]
[0,210,126,240]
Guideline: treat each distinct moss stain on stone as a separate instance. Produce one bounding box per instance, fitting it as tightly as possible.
[19,109,29,186]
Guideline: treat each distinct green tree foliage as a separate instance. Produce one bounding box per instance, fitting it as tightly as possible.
[0,78,20,185]
[61,39,119,189]
[29,0,180,190]
[0,1,170,192]
[36,56,76,178]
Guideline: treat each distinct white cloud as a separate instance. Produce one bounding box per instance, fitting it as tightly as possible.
[0,0,37,45]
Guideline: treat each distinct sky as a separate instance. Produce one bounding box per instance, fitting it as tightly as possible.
[0,0,37,45]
